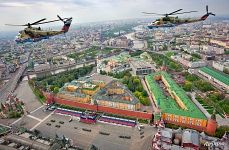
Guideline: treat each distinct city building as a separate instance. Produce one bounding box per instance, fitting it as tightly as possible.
[145,71,217,135]
[34,63,50,72]
[129,60,153,75]
[171,55,207,68]
[104,36,131,48]
[57,78,105,104]
[152,127,227,150]
[0,93,24,119]
[203,45,225,55]
[212,61,229,72]
[97,52,131,73]
[199,67,229,92]
[92,80,141,111]
[210,39,229,48]
[0,62,6,78]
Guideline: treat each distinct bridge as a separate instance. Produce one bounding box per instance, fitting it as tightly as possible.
[0,63,27,102]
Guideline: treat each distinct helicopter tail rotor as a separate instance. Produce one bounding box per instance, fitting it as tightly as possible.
[57,15,64,22]
[206,5,215,16]
[59,15,72,33]
[201,5,215,20]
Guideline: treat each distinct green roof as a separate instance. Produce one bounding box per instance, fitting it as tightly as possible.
[199,67,229,86]
[145,72,207,120]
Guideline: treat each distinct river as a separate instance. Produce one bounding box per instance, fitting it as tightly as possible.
[124,25,147,50]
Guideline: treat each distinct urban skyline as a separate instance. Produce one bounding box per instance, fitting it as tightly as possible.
[1,0,229,31]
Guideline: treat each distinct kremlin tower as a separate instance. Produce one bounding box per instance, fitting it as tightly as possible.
[205,110,217,136]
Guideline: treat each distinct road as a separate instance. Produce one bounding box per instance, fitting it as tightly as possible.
[14,80,42,112]
[0,63,27,102]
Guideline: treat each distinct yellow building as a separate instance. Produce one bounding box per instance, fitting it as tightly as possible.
[145,72,208,130]
[92,81,141,111]
[57,78,105,104]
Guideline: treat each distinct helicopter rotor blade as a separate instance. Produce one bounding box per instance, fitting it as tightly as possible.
[35,17,70,25]
[35,19,63,25]
[5,24,28,26]
[172,11,198,15]
[30,18,46,25]
[167,9,183,15]
[209,12,215,16]
[142,12,164,15]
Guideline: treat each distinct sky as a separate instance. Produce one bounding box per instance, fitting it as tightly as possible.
[0,0,229,31]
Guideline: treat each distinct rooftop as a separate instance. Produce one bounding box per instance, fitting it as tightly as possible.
[129,60,152,69]
[145,71,206,119]
[92,80,140,105]
[199,67,229,86]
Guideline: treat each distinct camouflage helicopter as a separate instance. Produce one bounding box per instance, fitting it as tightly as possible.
[5,15,72,43]
[142,5,215,29]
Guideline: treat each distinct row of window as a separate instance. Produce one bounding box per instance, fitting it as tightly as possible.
[98,101,135,110]
[165,114,202,126]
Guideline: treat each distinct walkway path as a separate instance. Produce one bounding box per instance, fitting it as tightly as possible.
[190,92,211,118]
[141,78,159,113]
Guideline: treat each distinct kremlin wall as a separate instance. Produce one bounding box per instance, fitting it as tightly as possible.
[44,72,217,135]
[145,71,217,135]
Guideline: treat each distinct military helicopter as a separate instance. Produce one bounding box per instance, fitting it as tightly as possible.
[5,15,72,43]
[142,5,215,29]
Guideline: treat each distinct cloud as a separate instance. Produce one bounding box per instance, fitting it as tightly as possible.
[0,0,228,31]
[0,2,31,7]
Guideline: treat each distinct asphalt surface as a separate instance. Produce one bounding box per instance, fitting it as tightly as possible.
[14,80,43,112]
[34,113,156,150]
[0,63,27,102]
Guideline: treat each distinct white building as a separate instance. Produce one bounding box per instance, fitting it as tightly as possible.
[129,60,153,75]
[203,45,225,54]
[171,55,207,68]
[34,63,50,72]
[213,61,229,72]
[198,67,229,92]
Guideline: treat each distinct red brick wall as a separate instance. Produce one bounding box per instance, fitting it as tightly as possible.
[52,96,152,120]
[164,120,206,132]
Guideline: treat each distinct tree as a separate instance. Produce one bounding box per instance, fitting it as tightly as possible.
[133,78,140,85]
[142,90,148,97]
[183,81,192,91]
[53,87,60,94]
[50,85,55,91]
[128,80,134,92]
[185,74,199,82]
[123,76,129,84]
[194,80,214,92]
[134,91,142,98]
[136,85,143,92]
[215,126,229,138]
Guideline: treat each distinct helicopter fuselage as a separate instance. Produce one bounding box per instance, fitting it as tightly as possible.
[6,15,73,44]
[147,16,203,29]
[16,28,64,43]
